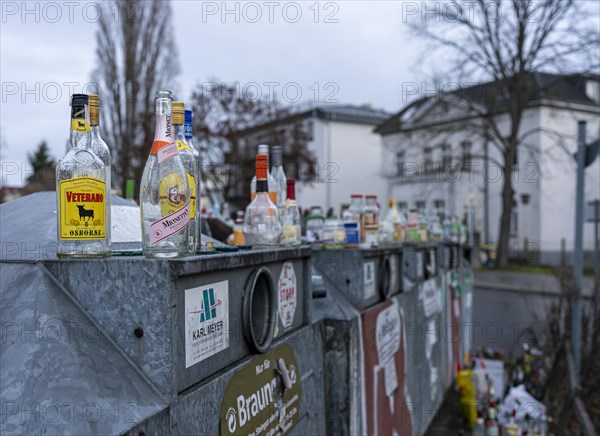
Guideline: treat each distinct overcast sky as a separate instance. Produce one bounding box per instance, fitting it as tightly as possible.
[0,1,427,186]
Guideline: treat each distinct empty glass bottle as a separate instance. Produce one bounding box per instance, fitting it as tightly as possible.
[173,101,200,253]
[243,154,281,246]
[361,195,380,246]
[271,145,286,214]
[56,94,109,258]
[250,144,277,204]
[280,178,301,246]
[140,90,190,258]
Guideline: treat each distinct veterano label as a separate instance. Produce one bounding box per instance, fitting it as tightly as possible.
[58,177,106,240]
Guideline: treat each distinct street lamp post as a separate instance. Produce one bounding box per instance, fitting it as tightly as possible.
[521,193,530,261]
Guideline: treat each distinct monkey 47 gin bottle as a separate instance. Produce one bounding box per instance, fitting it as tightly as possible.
[140,90,191,258]
[56,94,109,258]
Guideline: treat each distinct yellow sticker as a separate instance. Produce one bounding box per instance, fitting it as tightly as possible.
[186,172,197,219]
[176,139,192,152]
[71,119,90,133]
[159,172,188,217]
[58,177,106,240]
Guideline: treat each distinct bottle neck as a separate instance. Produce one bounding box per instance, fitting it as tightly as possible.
[173,123,186,140]
[184,122,193,141]
[154,114,173,143]
[286,184,296,201]
[70,104,91,149]
[256,179,268,193]
[90,125,101,139]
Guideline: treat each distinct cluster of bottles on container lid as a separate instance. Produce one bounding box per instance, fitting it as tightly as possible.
[139,90,202,258]
[240,144,302,248]
[473,405,547,436]
[56,93,111,258]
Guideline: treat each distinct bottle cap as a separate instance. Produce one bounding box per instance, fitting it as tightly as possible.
[257,144,269,155]
[256,154,268,180]
[185,109,193,124]
[155,90,173,99]
[366,194,377,199]
[351,194,363,198]
[272,145,282,165]
[88,94,100,125]
[70,93,88,108]
[172,101,185,125]
[286,178,296,200]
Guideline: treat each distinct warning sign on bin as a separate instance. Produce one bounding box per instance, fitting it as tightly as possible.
[220,344,302,436]
[185,280,230,368]
[278,262,297,329]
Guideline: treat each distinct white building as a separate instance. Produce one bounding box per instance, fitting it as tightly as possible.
[376,73,600,265]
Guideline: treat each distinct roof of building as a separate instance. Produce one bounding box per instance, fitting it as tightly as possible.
[238,103,391,136]
[375,72,600,135]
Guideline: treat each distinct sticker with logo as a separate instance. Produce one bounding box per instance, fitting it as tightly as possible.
[220,343,302,436]
[159,172,188,217]
[278,261,297,329]
[185,280,229,368]
[364,260,376,299]
[58,176,106,240]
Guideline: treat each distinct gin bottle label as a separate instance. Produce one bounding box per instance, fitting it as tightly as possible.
[58,176,106,240]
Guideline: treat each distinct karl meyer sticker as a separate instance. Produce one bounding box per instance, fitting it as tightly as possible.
[185,280,229,368]
[364,261,376,299]
[278,262,297,329]
[220,344,302,436]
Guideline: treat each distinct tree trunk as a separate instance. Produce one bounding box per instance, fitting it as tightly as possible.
[497,165,514,268]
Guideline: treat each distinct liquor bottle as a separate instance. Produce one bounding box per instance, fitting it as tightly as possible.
[381,197,403,243]
[280,178,301,246]
[140,90,190,258]
[243,154,281,246]
[88,94,111,247]
[232,211,246,246]
[271,145,286,214]
[173,101,200,253]
[56,94,109,257]
[250,144,277,203]
[361,195,380,246]
[342,194,362,245]
[305,206,324,243]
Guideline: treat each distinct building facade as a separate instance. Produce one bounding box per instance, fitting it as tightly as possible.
[376,73,600,265]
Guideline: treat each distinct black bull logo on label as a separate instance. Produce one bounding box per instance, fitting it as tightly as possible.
[76,204,94,221]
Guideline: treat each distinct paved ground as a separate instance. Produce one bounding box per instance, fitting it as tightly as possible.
[474,270,596,297]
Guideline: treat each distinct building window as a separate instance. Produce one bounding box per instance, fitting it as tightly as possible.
[396,150,406,176]
[423,147,433,172]
[397,201,408,211]
[461,141,472,171]
[307,120,314,141]
[441,144,451,169]
[510,201,518,235]
[416,200,426,211]
[433,199,445,211]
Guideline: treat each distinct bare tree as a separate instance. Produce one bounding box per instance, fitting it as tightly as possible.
[93,0,180,197]
[190,80,317,211]
[409,0,599,267]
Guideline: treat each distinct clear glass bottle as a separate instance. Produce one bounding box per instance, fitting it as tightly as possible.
[88,94,112,248]
[250,144,277,204]
[140,90,191,258]
[280,178,301,246]
[173,101,200,253]
[271,145,286,215]
[243,154,281,246]
[361,195,380,246]
[343,194,363,245]
[56,94,109,258]
[305,206,324,242]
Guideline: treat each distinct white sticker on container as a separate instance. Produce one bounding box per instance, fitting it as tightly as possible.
[421,279,441,318]
[185,280,229,368]
[364,261,376,299]
[278,261,297,329]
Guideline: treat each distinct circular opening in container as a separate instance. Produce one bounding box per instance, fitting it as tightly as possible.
[243,267,276,353]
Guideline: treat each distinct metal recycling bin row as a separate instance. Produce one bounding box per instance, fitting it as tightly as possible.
[311,241,472,436]
[1,194,327,436]
[1,194,474,436]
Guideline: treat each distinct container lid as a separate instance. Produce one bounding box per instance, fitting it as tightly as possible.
[351,194,363,198]
[366,194,377,199]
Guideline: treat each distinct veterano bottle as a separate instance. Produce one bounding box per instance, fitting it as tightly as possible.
[56,94,109,257]
[140,90,191,258]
